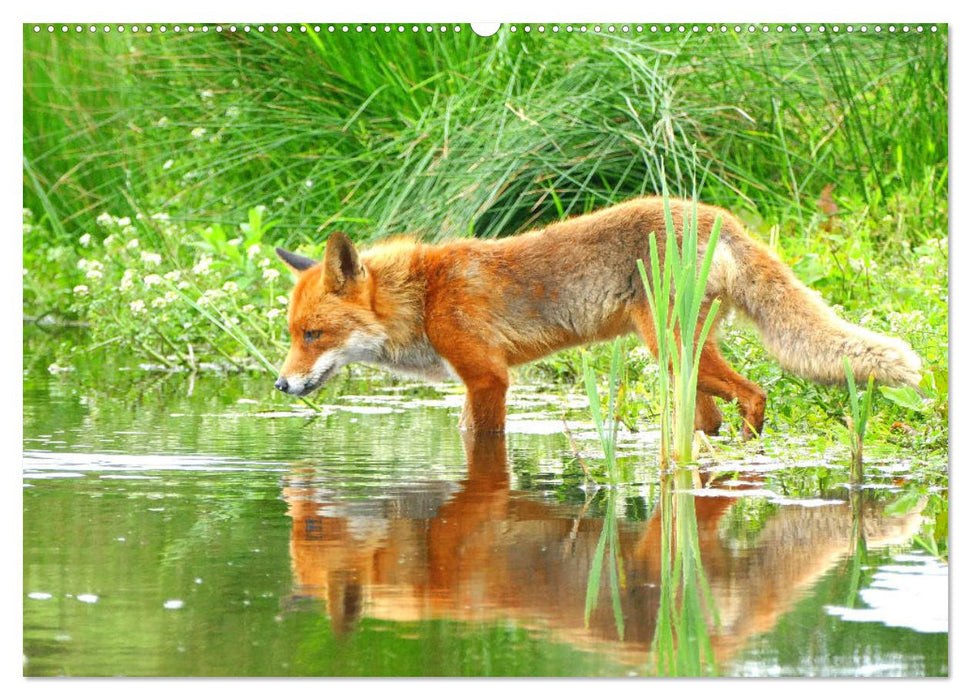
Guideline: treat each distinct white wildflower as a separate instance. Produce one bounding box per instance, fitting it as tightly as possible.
[225,105,241,118]
[78,258,102,273]
[96,212,113,226]
[143,274,163,288]
[79,233,92,247]
[177,281,190,290]
[155,116,169,128]
[129,299,146,315]
[72,284,89,297]
[262,267,280,282]
[241,304,255,313]
[222,281,239,293]
[150,291,179,308]
[120,269,135,291]
[126,238,139,250]
[117,216,131,227]
[276,295,289,306]
[141,251,162,266]
[227,237,241,247]
[267,308,283,320]
[150,213,170,222]
[246,244,261,260]
[103,234,117,247]
[162,159,174,171]
[85,268,103,280]
[258,257,271,268]
[190,127,207,139]
[199,89,214,101]
[164,270,181,281]
[304,179,313,189]
[192,254,213,276]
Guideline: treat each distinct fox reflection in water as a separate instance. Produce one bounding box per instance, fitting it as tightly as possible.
[283,434,923,662]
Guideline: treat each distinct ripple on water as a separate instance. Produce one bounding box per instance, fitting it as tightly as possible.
[22,451,290,476]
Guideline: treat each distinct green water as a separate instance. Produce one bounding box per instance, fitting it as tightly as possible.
[22,330,948,677]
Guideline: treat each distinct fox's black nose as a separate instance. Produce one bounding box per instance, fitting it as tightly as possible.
[274,377,289,393]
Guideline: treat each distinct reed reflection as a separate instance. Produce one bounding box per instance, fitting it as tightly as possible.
[283,434,924,670]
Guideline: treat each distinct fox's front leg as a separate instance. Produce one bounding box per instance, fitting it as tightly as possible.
[448,354,509,433]
[458,370,509,433]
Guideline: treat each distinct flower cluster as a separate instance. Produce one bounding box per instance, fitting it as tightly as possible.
[46,206,302,369]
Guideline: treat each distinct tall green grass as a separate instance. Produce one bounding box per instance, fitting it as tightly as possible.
[24,25,948,258]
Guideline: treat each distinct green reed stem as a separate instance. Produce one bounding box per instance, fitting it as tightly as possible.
[843,356,875,482]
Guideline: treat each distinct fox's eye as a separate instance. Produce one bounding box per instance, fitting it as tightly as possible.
[303,330,322,344]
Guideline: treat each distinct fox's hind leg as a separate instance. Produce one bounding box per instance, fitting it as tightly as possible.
[631,307,723,435]
[696,340,766,440]
[694,393,723,436]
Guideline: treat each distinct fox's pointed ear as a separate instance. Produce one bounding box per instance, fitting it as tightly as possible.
[322,232,365,291]
[275,247,318,274]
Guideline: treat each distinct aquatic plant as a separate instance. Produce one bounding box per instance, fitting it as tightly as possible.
[843,356,876,479]
[581,337,627,638]
[581,337,627,482]
[638,192,722,464]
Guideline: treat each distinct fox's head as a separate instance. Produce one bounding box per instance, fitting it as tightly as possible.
[273,233,387,396]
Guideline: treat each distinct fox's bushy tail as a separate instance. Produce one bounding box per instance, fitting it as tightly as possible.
[721,233,921,387]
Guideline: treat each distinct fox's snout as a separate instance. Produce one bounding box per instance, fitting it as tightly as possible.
[273,371,327,397]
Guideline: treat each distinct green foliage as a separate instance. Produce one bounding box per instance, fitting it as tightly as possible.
[24,26,947,249]
[42,206,296,371]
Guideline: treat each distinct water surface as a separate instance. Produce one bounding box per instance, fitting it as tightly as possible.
[22,331,948,676]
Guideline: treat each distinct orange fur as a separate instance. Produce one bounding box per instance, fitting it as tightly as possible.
[275,197,921,437]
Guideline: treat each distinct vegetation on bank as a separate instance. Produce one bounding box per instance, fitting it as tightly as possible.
[24,25,948,463]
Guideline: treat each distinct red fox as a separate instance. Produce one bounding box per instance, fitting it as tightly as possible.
[274,197,921,438]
